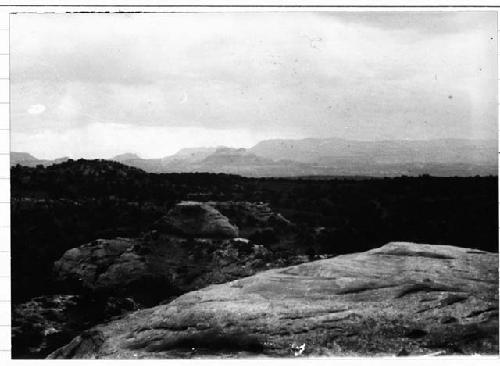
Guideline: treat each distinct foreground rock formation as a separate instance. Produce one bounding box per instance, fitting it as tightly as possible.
[53,201,300,303]
[49,242,499,358]
[16,200,302,358]
[53,236,272,304]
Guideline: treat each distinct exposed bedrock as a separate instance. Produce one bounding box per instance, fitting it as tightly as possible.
[53,235,273,304]
[49,242,499,358]
[17,201,297,358]
[52,201,298,303]
[153,201,239,238]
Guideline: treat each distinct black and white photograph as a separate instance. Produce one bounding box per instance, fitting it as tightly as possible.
[8,9,499,359]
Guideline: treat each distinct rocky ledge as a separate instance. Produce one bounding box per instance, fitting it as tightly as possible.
[49,242,498,358]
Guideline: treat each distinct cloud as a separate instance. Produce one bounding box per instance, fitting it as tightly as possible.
[10,12,497,158]
[11,122,303,159]
[320,11,497,35]
[27,104,46,115]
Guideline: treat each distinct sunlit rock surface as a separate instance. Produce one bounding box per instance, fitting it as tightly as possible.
[155,201,239,238]
[49,242,498,358]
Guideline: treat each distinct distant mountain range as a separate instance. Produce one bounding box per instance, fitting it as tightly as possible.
[11,152,70,168]
[11,137,498,177]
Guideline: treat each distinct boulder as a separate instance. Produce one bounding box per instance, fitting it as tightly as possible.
[155,202,239,238]
[53,238,155,296]
[53,234,272,303]
[49,242,498,358]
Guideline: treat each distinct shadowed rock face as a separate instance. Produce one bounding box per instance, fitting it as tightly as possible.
[155,202,239,238]
[52,202,263,301]
[53,235,273,304]
[53,238,148,293]
[49,242,498,359]
[11,295,137,358]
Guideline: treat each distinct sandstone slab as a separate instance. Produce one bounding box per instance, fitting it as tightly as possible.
[49,242,499,358]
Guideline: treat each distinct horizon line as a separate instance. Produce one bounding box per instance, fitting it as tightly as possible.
[11,135,498,161]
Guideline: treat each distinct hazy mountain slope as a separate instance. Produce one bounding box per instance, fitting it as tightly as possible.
[11,137,498,177]
[249,137,351,163]
[197,148,274,168]
[165,147,217,163]
[11,152,68,167]
[112,153,142,162]
[249,138,498,165]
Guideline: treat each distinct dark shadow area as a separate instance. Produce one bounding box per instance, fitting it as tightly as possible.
[11,160,498,303]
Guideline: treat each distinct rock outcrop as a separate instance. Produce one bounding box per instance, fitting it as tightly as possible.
[53,235,272,303]
[49,242,498,358]
[52,201,296,308]
[12,295,137,358]
[206,201,292,236]
[54,238,149,294]
[154,202,239,238]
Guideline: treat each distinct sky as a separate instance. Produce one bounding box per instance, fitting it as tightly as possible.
[11,11,498,159]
